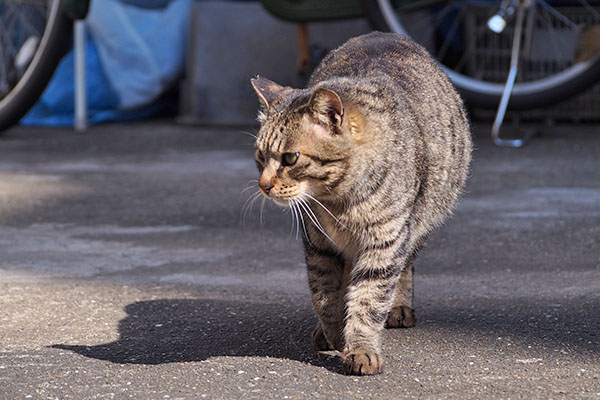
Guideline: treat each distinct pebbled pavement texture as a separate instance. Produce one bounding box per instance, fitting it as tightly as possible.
[0,121,599,399]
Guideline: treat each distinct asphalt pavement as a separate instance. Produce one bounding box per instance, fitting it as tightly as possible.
[0,120,598,399]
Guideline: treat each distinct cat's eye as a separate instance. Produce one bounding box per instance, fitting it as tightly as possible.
[256,150,265,163]
[282,152,300,166]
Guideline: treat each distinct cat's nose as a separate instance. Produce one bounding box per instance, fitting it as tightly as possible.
[260,182,274,194]
[259,177,274,194]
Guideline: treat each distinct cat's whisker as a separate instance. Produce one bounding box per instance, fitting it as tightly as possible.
[288,200,297,236]
[293,200,304,241]
[240,191,258,220]
[241,195,261,228]
[296,202,304,241]
[303,193,348,229]
[241,180,259,194]
[297,197,335,244]
[241,190,263,227]
[298,198,326,232]
[294,200,311,244]
[240,130,258,140]
[242,190,262,213]
[293,201,302,240]
[240,182,262,225]
[289,200,300,239]
[259,196,266,228]
[295,204,301,240]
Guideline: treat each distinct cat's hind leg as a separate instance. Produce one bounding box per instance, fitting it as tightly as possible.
[386,235,428,329]
[385,261,416,328]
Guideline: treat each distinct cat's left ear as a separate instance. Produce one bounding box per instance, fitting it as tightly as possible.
[251,75,285,110]
[306,87,344,129]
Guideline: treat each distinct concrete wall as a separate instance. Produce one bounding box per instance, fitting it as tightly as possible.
[178,1,371,125]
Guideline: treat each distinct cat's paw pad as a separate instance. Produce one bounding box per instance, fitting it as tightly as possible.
[341,348,384,375]
[312,324,334,351]
[385,306,416,329]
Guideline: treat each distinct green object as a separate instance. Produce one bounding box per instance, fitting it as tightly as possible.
[62,0,90,20]
[260,0,365,22]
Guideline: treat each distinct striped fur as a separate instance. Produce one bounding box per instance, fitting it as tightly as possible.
[251,32,472,375]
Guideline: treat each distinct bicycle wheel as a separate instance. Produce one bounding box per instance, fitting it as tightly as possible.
[0,0,72,132]
[364,0,600,110]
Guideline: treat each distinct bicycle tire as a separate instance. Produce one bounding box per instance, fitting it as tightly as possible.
[0,0,72,132]
[363,0,600,110]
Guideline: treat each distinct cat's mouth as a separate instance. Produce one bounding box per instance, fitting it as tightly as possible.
[259,186,305,208]
[272,197,291,207]
[264,193,302,208]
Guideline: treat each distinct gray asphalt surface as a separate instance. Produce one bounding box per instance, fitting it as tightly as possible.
[0,121,598,399]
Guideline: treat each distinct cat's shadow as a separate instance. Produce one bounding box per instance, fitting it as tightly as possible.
[51,298,340,371]
[50,294,600,372]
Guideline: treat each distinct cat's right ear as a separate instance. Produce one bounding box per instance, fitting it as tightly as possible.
[304,87,344,130]
[251,76,285,110]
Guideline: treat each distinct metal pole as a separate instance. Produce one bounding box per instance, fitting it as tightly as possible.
[74,20,87,132]
[491,1,535,147]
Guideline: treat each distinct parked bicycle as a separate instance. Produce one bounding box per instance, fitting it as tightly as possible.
[363,0,600,145]
[365,0,600,108]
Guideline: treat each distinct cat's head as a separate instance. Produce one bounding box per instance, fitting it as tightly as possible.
[250,76,362,206]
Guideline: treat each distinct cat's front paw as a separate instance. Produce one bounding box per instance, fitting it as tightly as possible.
[341,347,384,375]
[385,306,416,329]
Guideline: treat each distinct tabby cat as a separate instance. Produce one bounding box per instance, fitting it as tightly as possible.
[250,32,472,375]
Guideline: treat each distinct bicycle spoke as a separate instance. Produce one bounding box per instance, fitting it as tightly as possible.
[392,1,460,51]
[538,0,578,29]
[436,4,467,62]
[535,4,576,72]
[0,0,49,98]
[578,0,600,21]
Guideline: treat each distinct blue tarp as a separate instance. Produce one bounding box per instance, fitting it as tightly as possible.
[21,0,191,126]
